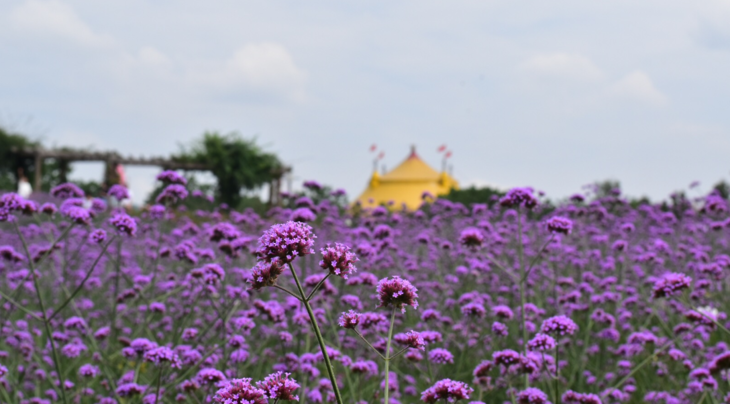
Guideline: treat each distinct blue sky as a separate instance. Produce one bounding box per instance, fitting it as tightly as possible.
[1,0,730,203]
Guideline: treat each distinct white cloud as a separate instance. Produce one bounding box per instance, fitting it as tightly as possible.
[10,0,111,47]
[220,42,307,100]
[136,47,171,69]
[520,53,603,81]
[609,70,667,106]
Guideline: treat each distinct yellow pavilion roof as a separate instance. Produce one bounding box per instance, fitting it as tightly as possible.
[354,146,459,210]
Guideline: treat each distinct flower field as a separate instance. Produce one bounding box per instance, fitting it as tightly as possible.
[0,175,729,404]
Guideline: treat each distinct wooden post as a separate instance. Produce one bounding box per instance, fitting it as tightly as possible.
[59,159,68,183]
[34,152,43,192]
[268,178,275,207]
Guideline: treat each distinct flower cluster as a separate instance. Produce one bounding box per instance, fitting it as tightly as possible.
[540,315,578,336]
[652,272,692,299]
[256,371,300,401]
[248,260,285,290]
[459,227,485,249]
[109,213,137,236]
[420,379,473,403]
[319,243,358,279]
[376,275,419,313]
[256,221,316,264]
[546,216,573,235]
[499,187,538,209]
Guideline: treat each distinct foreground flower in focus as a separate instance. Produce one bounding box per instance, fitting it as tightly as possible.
[338,310,361,329]
[249,260,285,290]
[319,243,358,279]
[376,276,419,313]
[256,371,300,401]
[214,378,267,404]
[394,330,426,351]
[256,221,316,264]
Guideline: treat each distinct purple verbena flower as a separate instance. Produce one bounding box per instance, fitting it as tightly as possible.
[256,371,300,401]
[376,276,419,313]
[51,183,85,199]
[256,221,316,264]
[541,315,578,336]
[546,216,573,235]
[214,378,266,404]
[652,273,692,299]
[319,243,358,279]
[420,379,473,403]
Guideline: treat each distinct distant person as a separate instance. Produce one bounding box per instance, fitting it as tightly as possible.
[82,195,93,210]
[115,163,128,188]
[17,169,32,199]
[113,162,133,209]
[121,188,134,210]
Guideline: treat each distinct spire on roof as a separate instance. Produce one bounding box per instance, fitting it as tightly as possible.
[408,144,418,159]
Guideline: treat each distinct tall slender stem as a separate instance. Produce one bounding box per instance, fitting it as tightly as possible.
[155,367,163,402]
[13,221,68,404]
[384,308,396,404]
[49,237,115,321]
[287,263,344,404]
[554,345,560,404]
[110,238,123,342]
[517,209,528,387]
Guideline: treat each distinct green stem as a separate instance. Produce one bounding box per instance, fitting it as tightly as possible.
[306,273,331,301]
[517,209,528,388]
[110,238,123,342]
[288,263,344,404]
[521,234,555,282]
[271,285,302,302]
[0,290,44,322]
[0,222,75,325]
[605,330,687,394]
[155,367,163,402]
[554,345,560,404]
[384,308,396,404]
[13,221,68,404]
[353,330,386,361]
[49,237,115,321]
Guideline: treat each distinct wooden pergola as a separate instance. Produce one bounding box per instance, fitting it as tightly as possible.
[13,147,210,191]
[12,147,290,205]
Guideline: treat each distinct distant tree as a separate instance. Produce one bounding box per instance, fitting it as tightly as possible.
[713,180,730,199]
[174,132,282,208]
[0,127,74,192]
[442,185,505,207]
[0,127,38,190]
[590,180,622,199]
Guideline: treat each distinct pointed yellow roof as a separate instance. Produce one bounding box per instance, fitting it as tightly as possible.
[355,146,459,210]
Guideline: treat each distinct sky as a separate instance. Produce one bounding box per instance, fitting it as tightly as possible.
[2,0,730,204]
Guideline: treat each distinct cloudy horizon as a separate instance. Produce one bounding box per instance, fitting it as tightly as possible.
[2,0,730,204]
